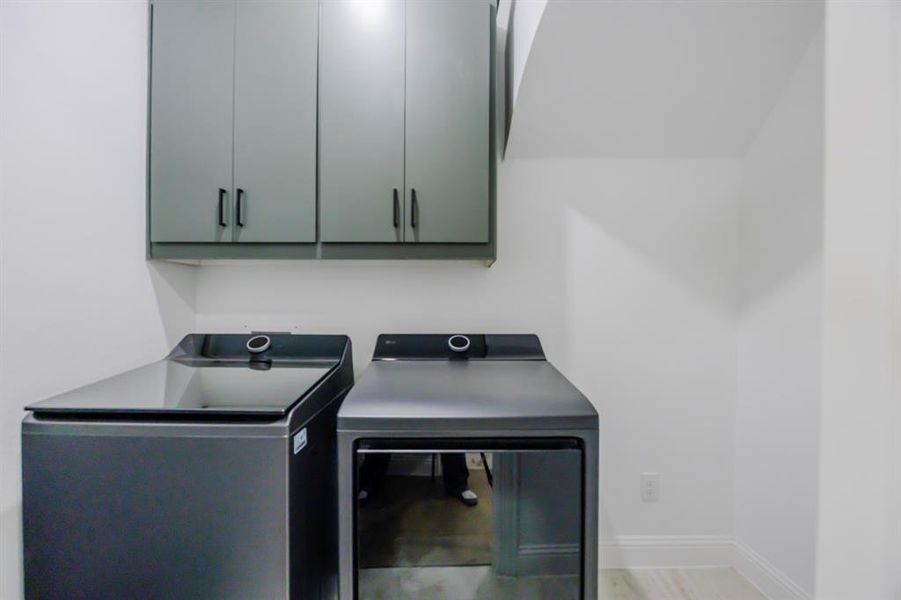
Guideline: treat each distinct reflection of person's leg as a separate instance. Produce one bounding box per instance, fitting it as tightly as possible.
[359,454,391,500]
[441,453,477,506]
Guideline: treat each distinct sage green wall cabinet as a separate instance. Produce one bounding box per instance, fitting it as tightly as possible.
[149,0,495,260]
[150,0,318,245]
[405,0,491,243]
[319,0,492,245]
[233,0,318,243]
[319,0,405,243]
[150,0,235,243]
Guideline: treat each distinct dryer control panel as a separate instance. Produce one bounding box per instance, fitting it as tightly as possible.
[372,334,545,361]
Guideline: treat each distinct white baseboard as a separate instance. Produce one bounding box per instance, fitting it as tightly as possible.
[600,535,733,569]
[600,536,810,600]
[733,541,811,600]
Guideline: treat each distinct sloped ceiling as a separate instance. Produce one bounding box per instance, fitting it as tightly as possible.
[507,0,823,158]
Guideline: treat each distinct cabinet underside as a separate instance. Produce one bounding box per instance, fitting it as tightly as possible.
[149,241,496,262]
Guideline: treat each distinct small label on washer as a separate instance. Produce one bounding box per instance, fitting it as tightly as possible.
[293,428,308,454]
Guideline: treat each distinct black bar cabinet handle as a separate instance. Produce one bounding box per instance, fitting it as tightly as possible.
[411,188,418,228]
[393,188,400,228]
[236,188,245,227]
[217,188,227,227]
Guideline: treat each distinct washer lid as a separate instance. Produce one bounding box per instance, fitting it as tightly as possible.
[25,361,334,418]
[25,333,347,419]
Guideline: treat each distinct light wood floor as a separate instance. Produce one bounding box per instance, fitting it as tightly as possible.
[357,476,765,599]
[602,568,766,600]
[360,566,767,599]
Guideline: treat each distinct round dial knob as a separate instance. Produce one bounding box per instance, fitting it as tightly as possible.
[246,335,271,354]
[448,335,471,353]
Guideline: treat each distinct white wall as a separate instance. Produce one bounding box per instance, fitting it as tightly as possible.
[197,157,742,561]
[0,3,196,598]
[504,0,547,117]
[734,25,824,598]
[816,3,901,599]
[508,0,823,159]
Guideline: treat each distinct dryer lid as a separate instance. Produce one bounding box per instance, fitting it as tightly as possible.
[338,334,597,432]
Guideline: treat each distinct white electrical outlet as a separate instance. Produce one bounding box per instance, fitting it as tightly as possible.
[641,472,660,502]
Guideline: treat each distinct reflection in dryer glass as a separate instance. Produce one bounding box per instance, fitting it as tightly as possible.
[356,450,582,599]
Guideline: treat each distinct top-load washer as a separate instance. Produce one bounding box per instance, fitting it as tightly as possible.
[22,333,353,600]
[336,334,598,600]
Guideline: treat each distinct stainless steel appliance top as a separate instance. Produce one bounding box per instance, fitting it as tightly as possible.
[338,334,598,431]
[26,333,348,419]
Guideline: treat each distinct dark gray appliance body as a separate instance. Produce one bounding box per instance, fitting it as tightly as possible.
[22,333,354,600]
[336,334,599,599]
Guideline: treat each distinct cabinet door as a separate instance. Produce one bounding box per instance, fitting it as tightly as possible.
[319,0,405,242]
[150,0,235,243]
[233,0,317,243]
[405,0,491,243]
